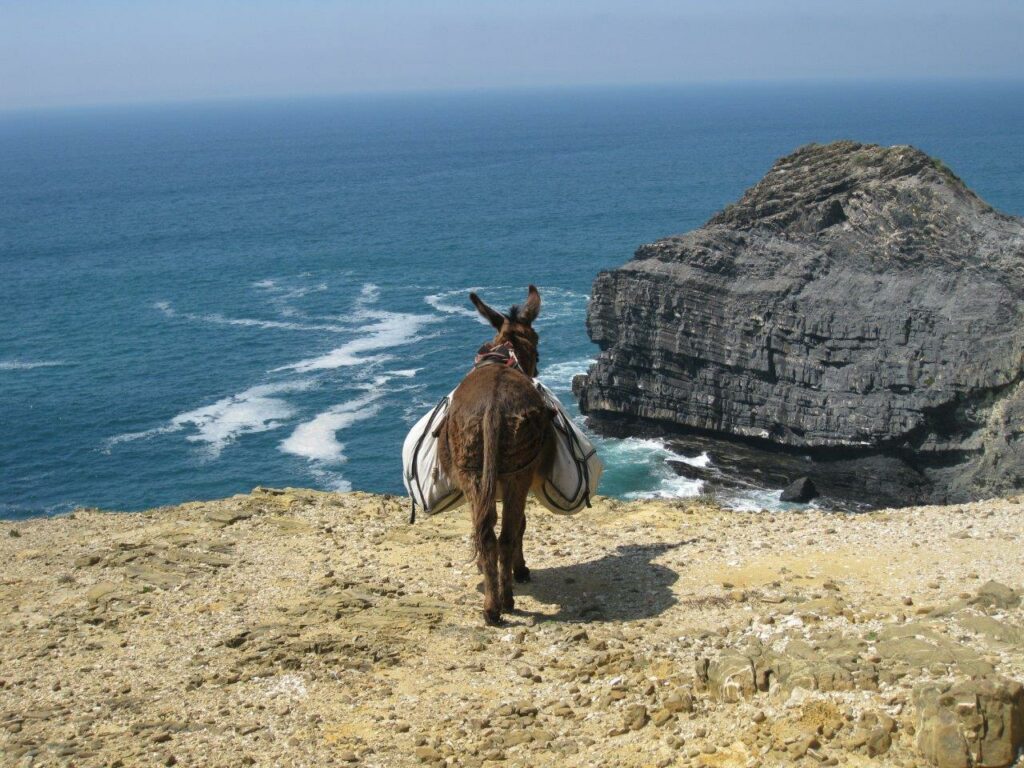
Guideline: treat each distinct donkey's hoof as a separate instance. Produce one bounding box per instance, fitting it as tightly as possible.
[513,566,531,583]
[482,610,503,627]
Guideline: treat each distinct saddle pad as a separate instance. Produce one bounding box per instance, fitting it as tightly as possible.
[402,380,603,516]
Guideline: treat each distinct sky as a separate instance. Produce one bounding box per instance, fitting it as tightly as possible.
[1,0,1023,111]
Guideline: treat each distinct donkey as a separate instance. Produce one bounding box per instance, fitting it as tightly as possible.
[437,285,555,625]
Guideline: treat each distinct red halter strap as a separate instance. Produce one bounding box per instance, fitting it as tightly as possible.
[473,341,523,373]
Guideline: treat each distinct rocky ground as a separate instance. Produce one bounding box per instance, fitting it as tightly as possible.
[2,489,1024,767]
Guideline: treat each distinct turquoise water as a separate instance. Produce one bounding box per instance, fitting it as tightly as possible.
[3,83,1023,518]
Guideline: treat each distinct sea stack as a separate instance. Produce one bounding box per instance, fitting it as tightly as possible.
[575,141,1024,506]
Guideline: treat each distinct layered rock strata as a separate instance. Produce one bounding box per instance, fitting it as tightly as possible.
[575,141,1024,505]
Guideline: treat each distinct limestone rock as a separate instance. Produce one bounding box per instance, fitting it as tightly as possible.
[623,704,648,731]
[702,651,758,702]
[914,677,1024,767]
[974,581,1021,609]
[575,141,1024,507]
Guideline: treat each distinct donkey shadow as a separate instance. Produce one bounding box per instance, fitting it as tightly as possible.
[512,540,692,624]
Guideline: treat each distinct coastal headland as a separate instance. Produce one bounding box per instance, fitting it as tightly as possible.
[576,141,1024,509]
[3,488,1023,766]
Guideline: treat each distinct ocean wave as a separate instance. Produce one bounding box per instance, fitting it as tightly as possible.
[424,289,484,320]
[274,310,438,373]
[531,287,588,323]
[357,282,381,307]
[252,277,328,297]
[538,357,595,393]
[720,488,823,513]
[424,285,587,324]
[0,360,68,371]
[279,390,383,464]
[390,368,421,378]
[677,451,711,468]
[103,423,182,451]
[720,489,786,512]
[598,436,684,463]
[154,300,348,333]
[106,380,315,458]
[308,467,354,493]
[624,474,704,500]
[174,381,313,458]
[598,436,708,500]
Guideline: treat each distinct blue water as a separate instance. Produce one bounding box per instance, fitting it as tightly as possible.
[3,82,1024,518]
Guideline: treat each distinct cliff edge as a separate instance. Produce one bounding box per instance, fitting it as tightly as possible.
[2,489,1024,766]
[575,141,1024,506]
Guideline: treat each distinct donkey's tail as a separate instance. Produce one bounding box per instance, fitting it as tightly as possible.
[473,402,501,559]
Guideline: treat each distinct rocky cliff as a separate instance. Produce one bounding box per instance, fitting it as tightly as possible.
[575,141,1024,506]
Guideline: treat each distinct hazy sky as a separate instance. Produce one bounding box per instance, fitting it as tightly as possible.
[2,0,1022,110]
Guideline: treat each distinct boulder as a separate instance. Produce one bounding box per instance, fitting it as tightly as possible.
[575,141,1024,507]
[974,581,1021,610]
[781,477,819,503]
[914,677,1024,767]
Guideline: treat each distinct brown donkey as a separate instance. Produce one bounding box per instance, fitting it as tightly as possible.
[437,285,555,625]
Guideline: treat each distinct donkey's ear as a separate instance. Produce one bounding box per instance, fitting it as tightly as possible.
[469,292,506,331]
[520,285,541,324]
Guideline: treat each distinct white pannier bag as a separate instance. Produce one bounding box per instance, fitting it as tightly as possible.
[402,380,603,518]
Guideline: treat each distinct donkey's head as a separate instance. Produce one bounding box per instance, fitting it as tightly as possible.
[470,285,542,377]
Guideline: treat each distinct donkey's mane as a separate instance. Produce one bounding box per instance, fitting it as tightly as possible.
[507,305,522,323]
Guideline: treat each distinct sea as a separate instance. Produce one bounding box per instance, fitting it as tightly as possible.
[3,82,1023,519]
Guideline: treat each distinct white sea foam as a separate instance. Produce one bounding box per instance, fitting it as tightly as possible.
[357,282,381,306]
[391,368,421,378]
[600,436,684,463]
[624,475,704,500]
[275,310,437,373]
[0,360,68,371]
[190,312,348,333]
[424,285,587,326]
[103,423,181,451]
[722,488,823,513]
[173,382,309,458]
[531,287,588,323]
[255,278,329,301]
[596,436,706,501]
[154,300,347,333]
[308,467,354,493]
[272,281,438,373]
[677,451,711,468]
[722,489,786,512]
[279,390,383,464]
[424,288,483,320]
[106,380,314,458]
[538,358,596,393]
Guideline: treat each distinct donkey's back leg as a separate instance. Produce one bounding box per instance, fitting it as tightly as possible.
[513,509,530,583]
[498,474,531,612]
[465,482,501,625]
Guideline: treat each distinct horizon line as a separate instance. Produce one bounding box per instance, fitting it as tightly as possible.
[3,75,1024,117]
